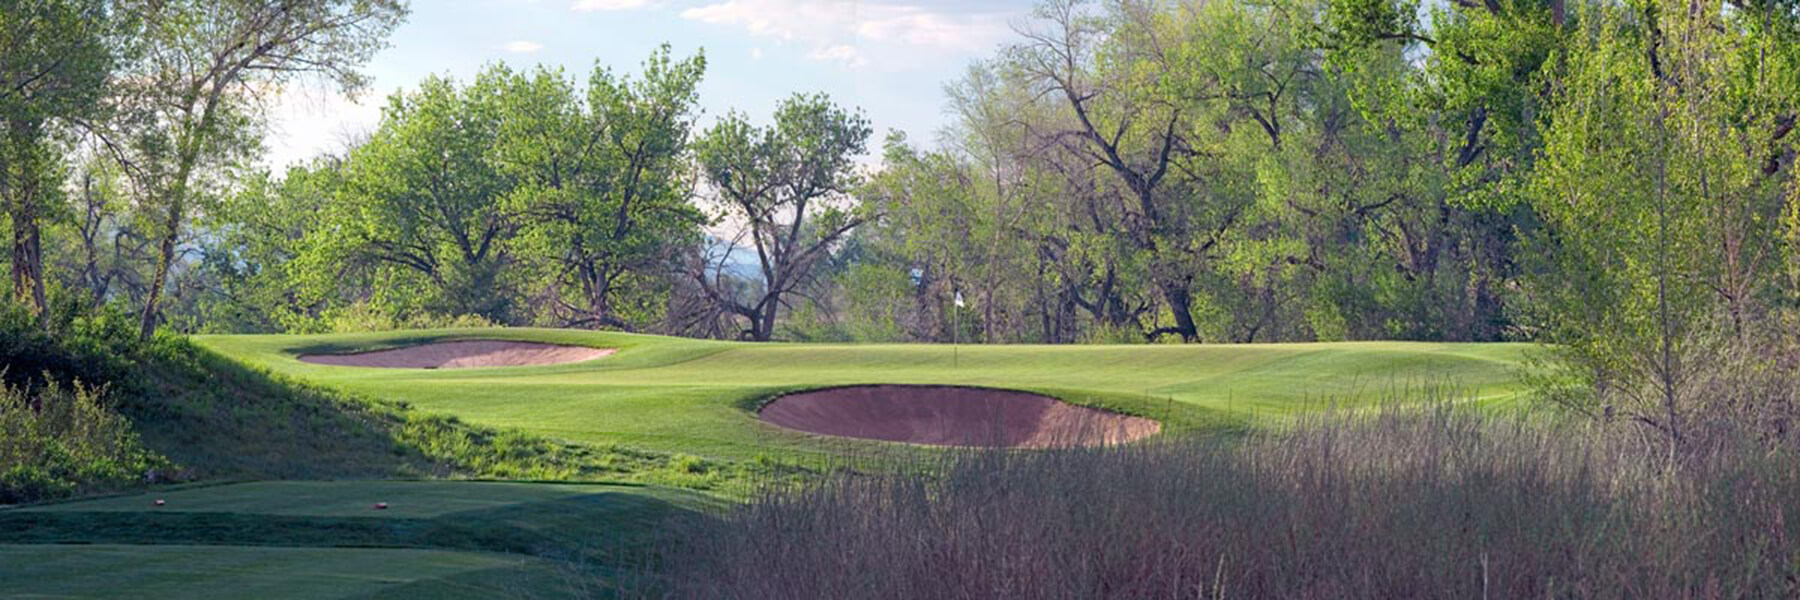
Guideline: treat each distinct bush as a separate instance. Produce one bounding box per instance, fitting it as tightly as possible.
[318,301,497,334]
[0,380,168,504]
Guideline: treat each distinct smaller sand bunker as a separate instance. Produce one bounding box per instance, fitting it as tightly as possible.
[299,340,615,369]
[760,385,1159,448]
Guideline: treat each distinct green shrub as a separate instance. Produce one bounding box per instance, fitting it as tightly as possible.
[1079,322,1146,344]
[318,301,497,334]
[0,380,169,504]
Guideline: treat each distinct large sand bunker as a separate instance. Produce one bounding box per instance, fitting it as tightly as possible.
[760,385,1159,448]
[298,340,615,369]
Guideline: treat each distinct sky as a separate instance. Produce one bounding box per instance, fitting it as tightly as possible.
[262,0,1039,169]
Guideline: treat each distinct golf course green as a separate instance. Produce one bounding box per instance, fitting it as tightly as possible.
[197,328,1534,460]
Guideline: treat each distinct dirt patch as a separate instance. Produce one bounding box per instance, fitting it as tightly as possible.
[759,385,1159,448]
[298,340,615,369]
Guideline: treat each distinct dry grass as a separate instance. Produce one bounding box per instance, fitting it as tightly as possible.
[652,406,1800,599]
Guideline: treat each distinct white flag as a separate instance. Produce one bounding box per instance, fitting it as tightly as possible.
[954,292,965,308]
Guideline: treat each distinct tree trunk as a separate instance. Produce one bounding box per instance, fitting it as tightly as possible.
[139,196,183,341]
[751,302,777,342]
[12,209,48,330]
[1159,281,1200,343]
[4,122,49,330]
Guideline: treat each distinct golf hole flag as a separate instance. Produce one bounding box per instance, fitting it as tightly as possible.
[955,292,965,308]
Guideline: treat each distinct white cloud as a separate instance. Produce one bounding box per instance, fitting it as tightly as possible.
[500,40,545,53]
[680,0,1012,69]
[571,0,649,11]
[750,47,764,60]
[807,44,864,68]
[262,86,385,170]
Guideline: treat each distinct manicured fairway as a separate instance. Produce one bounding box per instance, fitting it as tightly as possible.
[0,544,540,600]
[0,480,715,599]
[22,480,646,518]
[197,328,1534,460]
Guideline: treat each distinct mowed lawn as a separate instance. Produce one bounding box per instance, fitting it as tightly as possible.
[0,544,535,600]
[0,480,716,599]
[197,328,1535,461]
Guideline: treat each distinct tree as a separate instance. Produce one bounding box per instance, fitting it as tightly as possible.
[1009,0,1264,342]
[498,47,707,330]
[1296,0,1560,342]
[1527,0,1799,449]
[0,0,114,328]
[317,70,516,321]
[117,0,405,340]
[693,93,873,341]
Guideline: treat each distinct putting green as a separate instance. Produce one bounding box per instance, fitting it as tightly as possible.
[197,328,1534,461]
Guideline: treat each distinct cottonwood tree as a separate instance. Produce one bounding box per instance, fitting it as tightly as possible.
[1009,0,1239,342]
[117,0,405,340]
[0,0,114,328]
[498,47,707,330]
[936,67,1070,343]
[307,70,515,321]
[1311,0,1564,341]
[693,93,872,341]
[857,135,989,342]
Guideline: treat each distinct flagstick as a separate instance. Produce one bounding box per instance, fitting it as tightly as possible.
[952,290,961,370]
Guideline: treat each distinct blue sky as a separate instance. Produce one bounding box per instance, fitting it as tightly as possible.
[264,0,1037,168]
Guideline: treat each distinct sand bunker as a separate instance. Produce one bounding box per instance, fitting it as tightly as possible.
[759,385,1159,448]
[298,340,615,369]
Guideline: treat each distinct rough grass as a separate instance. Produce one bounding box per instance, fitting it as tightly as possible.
[655,407,1800,599]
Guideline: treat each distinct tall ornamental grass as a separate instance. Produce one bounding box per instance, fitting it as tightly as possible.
[657,408,1800,599]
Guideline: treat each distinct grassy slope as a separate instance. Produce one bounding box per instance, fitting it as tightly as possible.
[0,330,738,598]
[198,328,1533,462]
[0,480,718,599]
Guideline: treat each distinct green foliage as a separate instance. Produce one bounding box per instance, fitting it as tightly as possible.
[0,380,166,504]
[112,0,408,339]
[209,49,711,333]
[1520,0,1800,441]
[0,0,116,324]
[694,92,874,341]
[498,46,707,330]
[316,302,497,334]
[839,263,914,342]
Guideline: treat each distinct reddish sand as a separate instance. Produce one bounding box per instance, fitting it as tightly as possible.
[298,340,615,369]
[759,385,1160,448]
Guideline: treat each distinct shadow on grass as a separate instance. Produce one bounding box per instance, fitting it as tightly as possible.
[0,488,709,561]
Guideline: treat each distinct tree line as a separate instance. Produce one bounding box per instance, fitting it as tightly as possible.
[5,0,1799,437]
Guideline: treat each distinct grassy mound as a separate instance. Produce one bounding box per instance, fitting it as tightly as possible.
[1,310,792,502]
